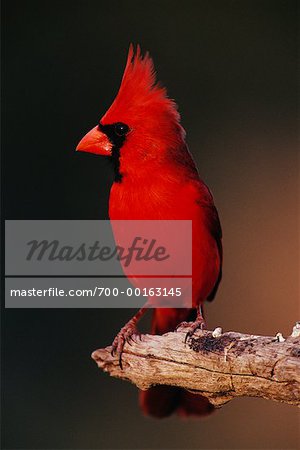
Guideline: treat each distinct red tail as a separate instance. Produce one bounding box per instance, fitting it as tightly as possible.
[139,308,214,418]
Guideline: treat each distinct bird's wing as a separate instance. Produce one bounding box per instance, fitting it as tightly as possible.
[191,179,223,302]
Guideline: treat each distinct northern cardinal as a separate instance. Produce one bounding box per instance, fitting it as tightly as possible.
[76,45,222,417]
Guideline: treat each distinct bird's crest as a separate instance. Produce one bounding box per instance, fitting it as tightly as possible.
[101,45,181,128]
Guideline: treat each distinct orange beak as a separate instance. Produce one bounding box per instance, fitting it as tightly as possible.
[76,125,112,155]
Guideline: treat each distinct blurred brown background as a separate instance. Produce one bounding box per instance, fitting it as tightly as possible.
[2,0,299,449]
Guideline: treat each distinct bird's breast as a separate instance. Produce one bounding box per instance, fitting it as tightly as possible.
[109,181,172,219]
[108,177,207,220]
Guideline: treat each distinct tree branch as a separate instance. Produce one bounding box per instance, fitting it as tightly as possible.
[91,323,300,408]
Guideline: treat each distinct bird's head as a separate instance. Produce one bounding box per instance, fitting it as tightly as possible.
[76,45,186,181]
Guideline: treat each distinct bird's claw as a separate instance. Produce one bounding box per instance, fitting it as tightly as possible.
[111,324,140,369]
[183,319,206,344]
[175,321,190,331]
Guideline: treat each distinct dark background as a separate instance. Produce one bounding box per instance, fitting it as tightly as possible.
[2,0,299,448]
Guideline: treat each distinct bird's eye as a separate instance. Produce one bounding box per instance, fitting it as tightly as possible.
[114,122,129,137]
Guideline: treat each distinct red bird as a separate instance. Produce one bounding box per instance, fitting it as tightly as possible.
[76,45,222,418]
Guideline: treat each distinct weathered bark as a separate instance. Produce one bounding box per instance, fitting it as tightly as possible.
[91,323,300,408]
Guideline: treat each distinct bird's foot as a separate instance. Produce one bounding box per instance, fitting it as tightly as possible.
[184,318,206,343]
[111,322,141,369]
[176,318,206,343]
[175,321,191,331]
